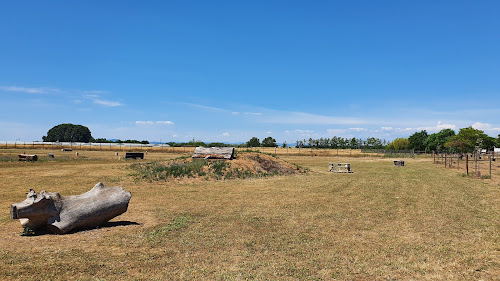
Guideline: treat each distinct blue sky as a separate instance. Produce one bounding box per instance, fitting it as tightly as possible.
[1,1,500,143]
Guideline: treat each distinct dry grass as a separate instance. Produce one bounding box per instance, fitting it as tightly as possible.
[0,149,499,280]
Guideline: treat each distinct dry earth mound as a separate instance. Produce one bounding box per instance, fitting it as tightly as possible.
[131,152,304,182]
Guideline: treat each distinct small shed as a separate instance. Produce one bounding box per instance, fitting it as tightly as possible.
[192,147,235,160]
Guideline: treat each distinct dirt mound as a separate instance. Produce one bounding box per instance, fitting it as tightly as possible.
[131,152,304,182]
[231,153,300,175]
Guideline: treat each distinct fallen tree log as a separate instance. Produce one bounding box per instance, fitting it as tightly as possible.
[10,182,131,234]
[192,147,235,160]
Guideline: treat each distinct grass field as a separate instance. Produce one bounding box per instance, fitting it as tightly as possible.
[0,149,499,280]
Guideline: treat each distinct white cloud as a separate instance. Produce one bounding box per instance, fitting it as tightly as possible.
[381,127,393,131]
[156,121,175,125]
[266,131,272,134]
[285,129,316,137]
[222,132,230,137]
[472,122,500,132]
[349,128,368,132]
[136,121,154,125]
[326,129,347,135]
[244,112,263,116]
[0,86,48,94]
[416,121,456,132]
[136,121,175,125]
[286,129,315,134]
[93,99,123,107]
[232,112,240,115]
[180,102,227,112]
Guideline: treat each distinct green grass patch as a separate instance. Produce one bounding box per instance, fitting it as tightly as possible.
[146,216,193,241]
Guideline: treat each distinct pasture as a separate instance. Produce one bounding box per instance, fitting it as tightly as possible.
[0,149,499,280]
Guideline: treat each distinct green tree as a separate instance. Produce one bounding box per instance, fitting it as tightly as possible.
[387,138,410,150]
[282,141,287,148]
[349,137,358,149]
[43,123,93,142]
[424,128,455,152]
[408,130,428,151]
[445,126,495,153]
[262,136,277,147]
[366,137,383,149]
[246,137,260,147]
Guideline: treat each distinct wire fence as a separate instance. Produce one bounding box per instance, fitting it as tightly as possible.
[0,141,195,153]
[1,141,421,158]
[433,152,498,178]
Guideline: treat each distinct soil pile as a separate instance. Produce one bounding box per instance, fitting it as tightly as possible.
[131,152,304,182]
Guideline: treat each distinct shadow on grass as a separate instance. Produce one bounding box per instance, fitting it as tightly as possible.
[20,221,141,236]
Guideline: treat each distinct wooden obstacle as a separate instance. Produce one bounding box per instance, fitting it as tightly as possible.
[18,154,38,161]
[192,147,234,160]
[125,152,144,159]
[61,148,73,151]
[394,160,405,166]
[329,163,353,173]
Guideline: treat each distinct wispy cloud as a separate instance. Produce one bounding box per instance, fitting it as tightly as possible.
[179,102,228,112]
[244,112,263,116]
[136,121,175,125]
[93,99,123,107]
[349,128,368,132]
[0,86,54,94]
[222,132,230,137]
[416,121,456,132]
[326,129,346,135]
[285,129,317,137]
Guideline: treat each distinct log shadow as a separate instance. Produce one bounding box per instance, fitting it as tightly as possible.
[20,221,141,236]
[69,220,141,234]
[100,220,141,228]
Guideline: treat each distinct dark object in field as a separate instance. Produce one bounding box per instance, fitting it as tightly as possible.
[48,153,54,158]
[394,160,405,166]
[61,148,72,151]
[18,154,38,161]
[10,182,131,234]
[125,152,144,159]
[192,147,234,159]
[329,163,353,173]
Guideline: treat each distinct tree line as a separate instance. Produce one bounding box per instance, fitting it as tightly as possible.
[393,127,500,153]
[293,137,387,149]
[42,123,500,153]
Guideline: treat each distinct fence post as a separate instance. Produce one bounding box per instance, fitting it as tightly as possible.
[490,155,492,178]
[445,154,447,168]
[475,154,478,176]
[466,154,469,175]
